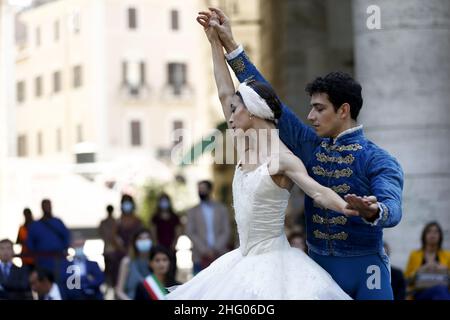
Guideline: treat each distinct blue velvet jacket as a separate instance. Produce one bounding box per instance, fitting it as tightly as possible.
[226,48,404,257]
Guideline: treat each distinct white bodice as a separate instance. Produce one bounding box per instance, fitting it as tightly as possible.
[232,162,291,256]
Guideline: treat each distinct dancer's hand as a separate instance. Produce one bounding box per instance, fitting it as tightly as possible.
[344,194,380,222]
[207,7,239,53]
[197,11,220,43]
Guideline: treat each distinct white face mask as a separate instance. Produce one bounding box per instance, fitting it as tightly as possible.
[136,239,152,253]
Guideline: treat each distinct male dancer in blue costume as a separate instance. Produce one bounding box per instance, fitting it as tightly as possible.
[200,8,404,299]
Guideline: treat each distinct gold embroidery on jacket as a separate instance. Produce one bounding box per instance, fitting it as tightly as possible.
[312,214,347,225]
[316,153,355,165]
[312,166,353,179]
[230,57,245,74]
[313,230,348,240]
[331,184,351,194]
[321,141,363,152]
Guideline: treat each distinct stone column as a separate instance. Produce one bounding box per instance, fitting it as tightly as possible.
[353,0,450,267]
[279,0,329,121]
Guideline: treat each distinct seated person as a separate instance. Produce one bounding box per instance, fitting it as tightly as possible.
[405,222,450,300]
[59,232,104,300]
[0,238,32,300]
[29,267,64,300]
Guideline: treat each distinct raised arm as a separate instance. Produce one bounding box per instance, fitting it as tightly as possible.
[278,152,357,216]
[208,7,321,163]
[197,12,235,128]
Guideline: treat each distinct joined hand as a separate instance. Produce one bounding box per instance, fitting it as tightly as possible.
[344,194,380,222]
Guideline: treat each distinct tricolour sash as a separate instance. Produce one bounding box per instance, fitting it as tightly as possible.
[143,274,168,300]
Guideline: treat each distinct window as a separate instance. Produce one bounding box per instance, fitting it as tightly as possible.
[37,131,43,155]
[76,153,95,164]
[128,8,137,29]
[167,63,187,95]
[69,11,81,34]
[172,120,184,145]
[173,120,183,131]
[130,121,142,146]
[140,61,146,85]
[122,60,146,95]
[76,124,83,143]
[54,20,59,41]
[170,10,179,30]
[73,65,82,88]
[35,27,41,47]
[35,76,42,97]
[56,128,62,152]
[53,71,61,93]
[121,61,127,84]
[17,81,25,103]
[17,135,27,157]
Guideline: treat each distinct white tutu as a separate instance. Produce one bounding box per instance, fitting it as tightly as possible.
[167,162,351,300]
[167,241,350,300]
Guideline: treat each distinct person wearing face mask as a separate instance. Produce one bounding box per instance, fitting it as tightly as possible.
[186,180,231,275]
[151,194,182,252]
[150,194,181,277]
[116,194,143,255]
[115,228,153,300]
[59,232,104,300]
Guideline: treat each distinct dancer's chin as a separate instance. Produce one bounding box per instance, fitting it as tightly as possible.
[313,127,322,136]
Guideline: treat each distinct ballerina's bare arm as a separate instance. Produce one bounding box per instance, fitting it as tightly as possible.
[275,152,358,216]
[197,12,235,128]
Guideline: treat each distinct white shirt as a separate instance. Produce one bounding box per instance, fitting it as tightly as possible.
[45,283,62,300]
[73,258,87,277]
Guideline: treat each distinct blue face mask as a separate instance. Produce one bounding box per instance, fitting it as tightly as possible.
[121,201,134,214]
[136,239,152,253]
[159,199,170,210]
[74,247,84,258]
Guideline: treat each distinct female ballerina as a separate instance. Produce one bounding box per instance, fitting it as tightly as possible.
[166,12,355,300]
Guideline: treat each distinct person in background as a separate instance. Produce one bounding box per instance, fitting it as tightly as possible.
[27,199,70,280]
[117,194,143,251]
[16,208,34,268]
[29,267,64,300]
[59,232,104,300]
[98,204,123,290]
[115,228,153,300]
[150,193,182,281]
[405,221,450,300]
[186,180,231,275]
[0,239,32,300]
[151,193,182,253]
[134,245,180,300]
[384,242,406,300]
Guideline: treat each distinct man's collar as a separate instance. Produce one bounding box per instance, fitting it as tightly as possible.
[332,125,364,143]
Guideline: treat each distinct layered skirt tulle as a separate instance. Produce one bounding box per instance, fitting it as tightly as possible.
[166,246,351,300]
